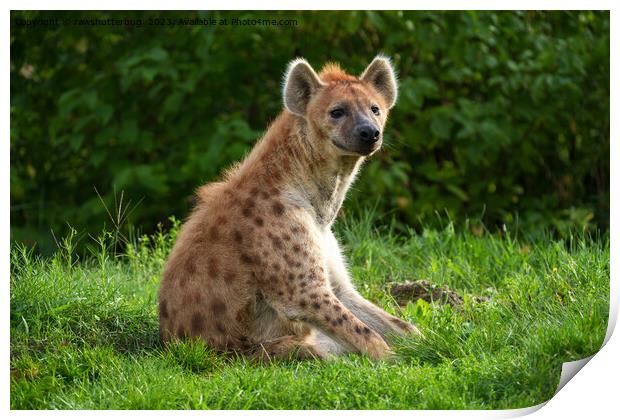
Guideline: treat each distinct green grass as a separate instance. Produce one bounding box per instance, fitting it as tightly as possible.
[10,216,609,409]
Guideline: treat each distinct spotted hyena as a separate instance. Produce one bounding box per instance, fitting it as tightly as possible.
[158,55,419,361]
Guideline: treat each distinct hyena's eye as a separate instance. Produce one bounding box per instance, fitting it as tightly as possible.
[371,105,380,116]
[330,108,345,119]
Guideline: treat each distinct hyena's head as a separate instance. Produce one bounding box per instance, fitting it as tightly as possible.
[282,55,398,156]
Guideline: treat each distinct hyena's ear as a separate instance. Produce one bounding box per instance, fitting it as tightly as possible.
[283,58,324,116]
[360,55,398,109]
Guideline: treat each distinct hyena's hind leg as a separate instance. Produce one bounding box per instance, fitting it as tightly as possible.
[248,334,332,362]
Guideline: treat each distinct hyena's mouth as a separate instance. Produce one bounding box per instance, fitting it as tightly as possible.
[332,139,382,156]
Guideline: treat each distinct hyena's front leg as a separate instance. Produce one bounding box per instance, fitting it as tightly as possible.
[324,231,420,341]
[261,283,392,360]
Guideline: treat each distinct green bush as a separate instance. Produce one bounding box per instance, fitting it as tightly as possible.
[10,11,609,253]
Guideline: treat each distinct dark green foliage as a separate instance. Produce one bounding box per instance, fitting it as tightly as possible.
[11,11,609,253]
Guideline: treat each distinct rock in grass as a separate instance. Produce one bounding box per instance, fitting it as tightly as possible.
[389,280,489,308]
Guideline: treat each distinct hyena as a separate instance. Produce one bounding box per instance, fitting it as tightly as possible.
[158,55,419,361]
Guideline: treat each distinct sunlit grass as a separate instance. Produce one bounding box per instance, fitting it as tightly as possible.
[10,215,609,409]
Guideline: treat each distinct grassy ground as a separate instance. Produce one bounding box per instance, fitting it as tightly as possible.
[10,215,609,409]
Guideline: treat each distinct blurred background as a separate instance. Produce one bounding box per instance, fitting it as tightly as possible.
[11,11,610,254]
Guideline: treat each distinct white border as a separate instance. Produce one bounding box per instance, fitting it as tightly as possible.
[4,2,616,419]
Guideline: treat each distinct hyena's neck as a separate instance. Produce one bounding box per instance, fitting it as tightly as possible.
[291,134,363,227]
[234,112,364,227]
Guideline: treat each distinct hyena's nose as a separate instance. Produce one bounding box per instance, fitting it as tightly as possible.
[356,124,381,143]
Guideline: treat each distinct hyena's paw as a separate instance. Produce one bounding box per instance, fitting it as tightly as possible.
[250,336,330,363]
[362,332,394,360]
[388,316,422,336]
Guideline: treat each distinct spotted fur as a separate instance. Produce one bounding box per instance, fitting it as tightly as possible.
[158,56,419,361]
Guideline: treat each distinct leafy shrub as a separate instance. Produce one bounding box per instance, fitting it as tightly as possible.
[10,11,609,253]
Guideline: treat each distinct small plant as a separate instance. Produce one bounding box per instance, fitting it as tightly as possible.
[162,339,225,374]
